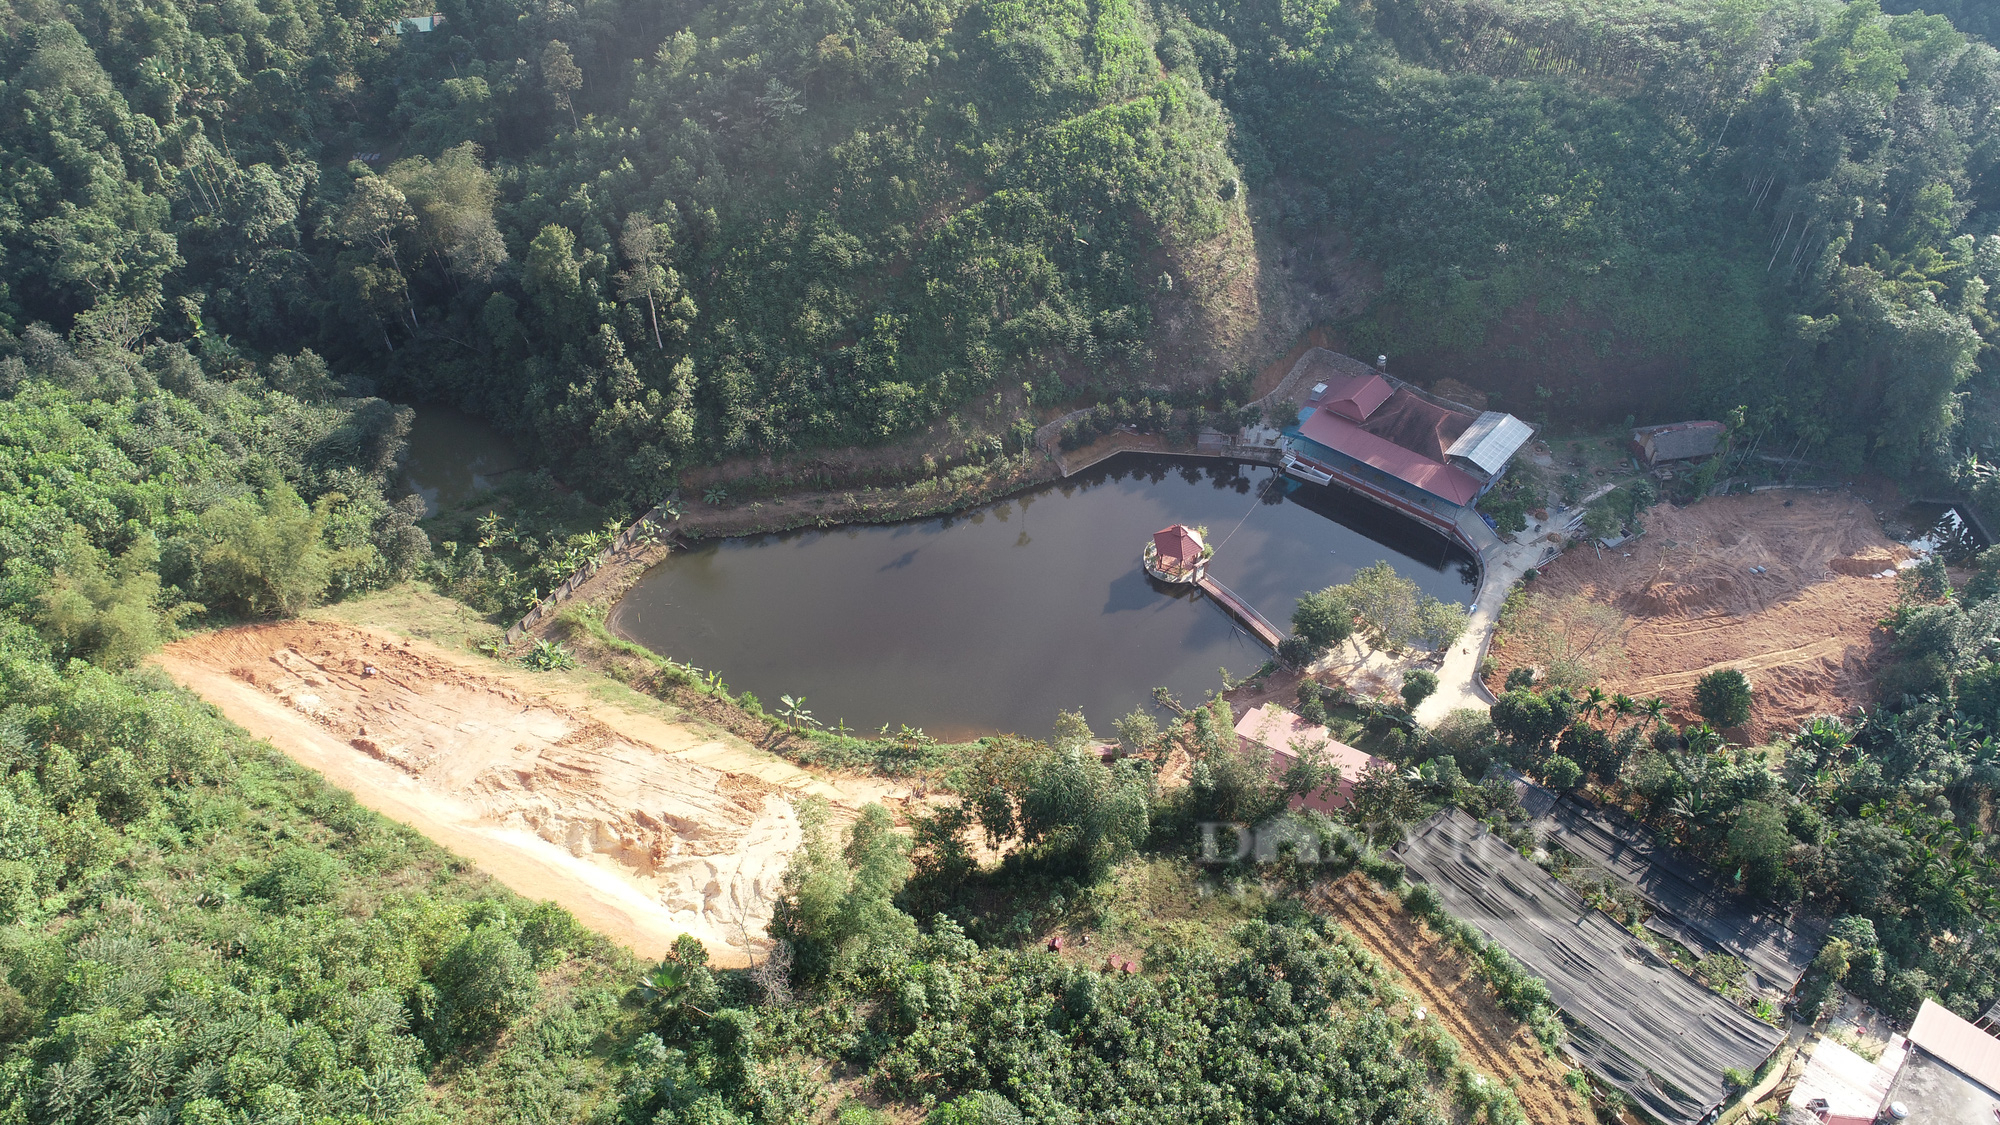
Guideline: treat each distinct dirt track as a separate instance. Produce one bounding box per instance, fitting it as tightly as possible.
[157,620,906,966]
[1487,491,1905,739]
[1312,875,1596,1125]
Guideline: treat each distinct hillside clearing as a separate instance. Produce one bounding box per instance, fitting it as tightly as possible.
[155,618,909,966]
[1485,491,1905,738]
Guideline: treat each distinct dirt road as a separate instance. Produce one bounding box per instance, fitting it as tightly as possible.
[157,620,907,967]
[1312,875,1596,1125]
[1486,491,1904,739]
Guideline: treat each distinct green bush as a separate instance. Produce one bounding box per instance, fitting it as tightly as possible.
[200,486,372,617]
[1694,669,1753,729]
[1401,669,1440,710]
[927,1092,1025,1125]
[1539,754,1583,792]
[249,845,342,909]
[428,923,540,1047]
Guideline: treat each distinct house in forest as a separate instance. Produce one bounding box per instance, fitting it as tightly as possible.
[1233,703,1383,813]
[1630,421,1726,467]
[1279,349,1531,543]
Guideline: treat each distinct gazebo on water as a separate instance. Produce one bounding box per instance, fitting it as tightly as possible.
[1143,524,1210,583]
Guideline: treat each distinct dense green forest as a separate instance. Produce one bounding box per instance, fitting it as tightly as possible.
[5,0,2000,498]
[0,333,1501,1121]
[17,0,2000,1118]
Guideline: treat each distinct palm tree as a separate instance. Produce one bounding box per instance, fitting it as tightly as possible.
[1683,722,1726,757]
[1580,686,1608,724]
[1641,697,1669,724]
[1609,693,1638,728]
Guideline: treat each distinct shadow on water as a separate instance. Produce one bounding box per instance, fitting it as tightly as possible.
[398,405,522,516]
[1887,501,1990,564]
[614,453,1477,740]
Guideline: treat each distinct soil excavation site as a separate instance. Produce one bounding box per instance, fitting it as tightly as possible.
[156,620,898,966]
[1487,490,1908,738]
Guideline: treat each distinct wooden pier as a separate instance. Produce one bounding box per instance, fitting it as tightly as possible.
[1196,574,1286,650]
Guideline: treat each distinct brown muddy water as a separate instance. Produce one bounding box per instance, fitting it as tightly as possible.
[399,406,522,516]
[611,454,1476,741]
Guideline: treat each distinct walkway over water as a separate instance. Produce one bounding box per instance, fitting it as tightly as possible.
[613,454,1474,739]
[1196,574,1285,649]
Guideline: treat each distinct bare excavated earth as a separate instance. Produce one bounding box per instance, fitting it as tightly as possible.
[156,620,907,967]
[1486,491,1906,739]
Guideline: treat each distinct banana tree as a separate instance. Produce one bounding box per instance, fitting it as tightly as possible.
[777,694,818,731]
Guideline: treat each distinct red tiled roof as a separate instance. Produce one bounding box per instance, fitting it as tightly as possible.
[1362,390,1474,462]
[1298,406,1484,506]
[1152,524,1204,566]
[1321,372,1394,422]
[1234,703,1384,813]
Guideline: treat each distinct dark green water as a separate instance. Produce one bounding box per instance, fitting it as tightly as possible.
[611,454,1476,740]
[398,406,522,516]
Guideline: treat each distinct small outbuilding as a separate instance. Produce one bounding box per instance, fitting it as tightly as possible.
[1144,524,1207,583]
[1631,421,1726,467]
[1784,1001,2000,1125]
[1233,702,1383,812]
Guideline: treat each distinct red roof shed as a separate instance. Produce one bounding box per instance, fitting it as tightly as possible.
[1152,525,1205,569]
[1296,407,1483,506]
[1319,373,1395,422]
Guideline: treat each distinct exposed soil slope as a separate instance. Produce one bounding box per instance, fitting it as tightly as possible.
[1311,875,1596,1125]
[1486,491,1904,739]
[157,621,903,966]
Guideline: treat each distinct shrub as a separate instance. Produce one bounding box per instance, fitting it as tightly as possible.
[199,486,372,617]
[928,1092,1025,1124]
[1694,668,1753,728]
[520,901,584,968]
[1401,669,1439,710]
[523,639,578,671]
[1297,680,1328,725]
[429,923,539,1046]
[250,846,342,909]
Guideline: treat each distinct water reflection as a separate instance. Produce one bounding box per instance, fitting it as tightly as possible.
[398,406,522,516]
[612,453,1477,740]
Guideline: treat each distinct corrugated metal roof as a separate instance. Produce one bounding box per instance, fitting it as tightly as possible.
[1234,703,1383,813]
[1908,1000,2000,1096]
[1447,411,1533,476]
[1297,407,1483,506]
[1787,1036,1897,1125]
[1634,421,1725,463]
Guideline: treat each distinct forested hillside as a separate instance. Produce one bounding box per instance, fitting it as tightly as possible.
[3,0,2000,499]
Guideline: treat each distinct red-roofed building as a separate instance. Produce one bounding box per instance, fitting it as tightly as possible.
[1233,702,1384,812]
[1295,408,1483,507]
[1317,372,1395,422]
[1280,349,1530,539]
[1144,523,1207,583]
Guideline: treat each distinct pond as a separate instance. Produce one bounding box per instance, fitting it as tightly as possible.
[610,454,1478,741]
[1885,501,1989,563]
[398,405,523,516]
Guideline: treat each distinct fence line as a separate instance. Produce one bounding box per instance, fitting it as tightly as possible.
[1036,356,1327,476]
[504,492,679,645]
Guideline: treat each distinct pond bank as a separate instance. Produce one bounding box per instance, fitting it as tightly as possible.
[606,454,1475,740]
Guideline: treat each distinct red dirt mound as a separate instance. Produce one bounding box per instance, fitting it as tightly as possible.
[1488,491,1905,739]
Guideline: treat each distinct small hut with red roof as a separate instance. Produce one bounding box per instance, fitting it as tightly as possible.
[1143,523,1209,583]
